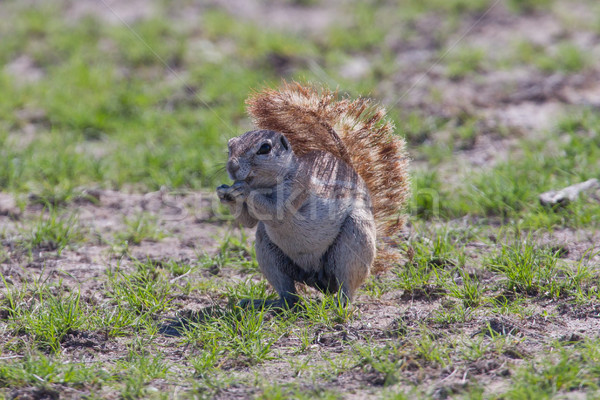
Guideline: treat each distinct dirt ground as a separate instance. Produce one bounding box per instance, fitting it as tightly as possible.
[1,190,599,398]
[2,187,598,397]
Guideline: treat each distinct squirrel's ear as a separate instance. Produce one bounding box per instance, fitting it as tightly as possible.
[280,135,290,151]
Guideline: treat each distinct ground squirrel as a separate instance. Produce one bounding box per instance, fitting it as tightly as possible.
[217,82,410,308]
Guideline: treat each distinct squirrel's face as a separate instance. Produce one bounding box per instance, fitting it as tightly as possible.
[227,129,295,186]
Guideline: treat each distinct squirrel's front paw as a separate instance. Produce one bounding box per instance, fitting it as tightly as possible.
[216,181,249,204]
[216,184,235,203]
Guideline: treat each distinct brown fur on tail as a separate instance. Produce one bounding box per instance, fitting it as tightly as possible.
[246,81,410,273]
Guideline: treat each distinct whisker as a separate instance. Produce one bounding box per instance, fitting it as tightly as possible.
[206,164,229,181]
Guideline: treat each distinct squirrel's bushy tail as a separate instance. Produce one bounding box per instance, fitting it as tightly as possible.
[246,81,410,273]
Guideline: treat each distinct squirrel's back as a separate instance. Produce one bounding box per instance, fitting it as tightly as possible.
[246,82,410,271]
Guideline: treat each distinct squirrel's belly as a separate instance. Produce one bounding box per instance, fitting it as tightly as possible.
[264,216,345,271]
[263,194,363,271]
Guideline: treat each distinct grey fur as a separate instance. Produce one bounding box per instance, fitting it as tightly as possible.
[217,130,376,308]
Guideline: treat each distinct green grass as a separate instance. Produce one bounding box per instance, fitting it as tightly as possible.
[258,384,343,400]
[181,306,281,367]
[294,290,358,327]
[513,40,590,73]
[508,0,554,13]
[354,342,405,387]
[117,213,165,245]
[214,231,259,272]
[444,269,484,308]
[410,170,444,219]
[325,3,387,52]
[445,46,486,80]
[0,7,320,196]
[408,110,600,227]
[116,352,169,399]
[0,353,110,392]
[487,238,564,296]
[0,283,87,352]
[106,260,174,315]
[20,208,83,255]
[504,340,600,398]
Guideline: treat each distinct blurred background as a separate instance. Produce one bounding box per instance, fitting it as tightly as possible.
[1,0,599,224]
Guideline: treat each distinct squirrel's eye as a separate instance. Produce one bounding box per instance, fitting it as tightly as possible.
[256,143,272,155]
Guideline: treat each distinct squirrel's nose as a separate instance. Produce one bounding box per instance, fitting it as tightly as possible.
[228,159,240,173]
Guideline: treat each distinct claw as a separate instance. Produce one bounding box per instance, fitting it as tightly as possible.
[216,184,235,203]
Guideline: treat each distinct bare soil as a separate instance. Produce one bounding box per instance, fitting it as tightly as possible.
[1,190,599,398]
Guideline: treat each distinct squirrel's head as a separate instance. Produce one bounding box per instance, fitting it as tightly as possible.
[227,129,295,186]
